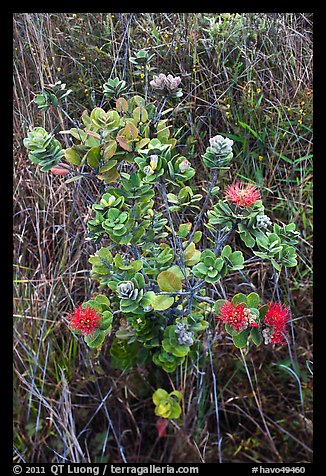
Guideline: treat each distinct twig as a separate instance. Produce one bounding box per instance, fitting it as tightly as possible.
[183,170,219,250]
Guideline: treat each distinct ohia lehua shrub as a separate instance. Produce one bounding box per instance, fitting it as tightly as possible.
[24,55,300,424]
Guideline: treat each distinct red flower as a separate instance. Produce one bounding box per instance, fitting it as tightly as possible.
[270,329,287,346]
[264,302,290,346]
[68,306,101,336]
[225,182,261,208]
[264,303,289,330]
[217,301,249,332]
[249,321,261,327]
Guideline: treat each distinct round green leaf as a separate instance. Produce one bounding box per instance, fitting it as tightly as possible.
[247,292,260,308]
[157,270,182,292]
[152,295,175,311]
[232,330,249,348]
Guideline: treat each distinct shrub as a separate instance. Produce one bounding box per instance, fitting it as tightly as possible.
[24,58,299,425]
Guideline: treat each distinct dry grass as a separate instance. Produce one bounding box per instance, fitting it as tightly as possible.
[13,13,313,463]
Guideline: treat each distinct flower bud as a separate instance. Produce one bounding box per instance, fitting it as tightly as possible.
[175,321,194,346]
[117,281,139,300]
[256,214,272,228]
[150,73,166,89]
[149,154,159,170]
[262,328,271,344]
[179,159,191,173]
[150,73,182,92]
[209,135,234,156]
[143,165,155,176]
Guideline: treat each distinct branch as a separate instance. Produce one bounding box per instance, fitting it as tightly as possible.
[182,170,219,250]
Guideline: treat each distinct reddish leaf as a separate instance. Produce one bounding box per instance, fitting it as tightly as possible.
[116,135,133,152]
[156,418,169,438]
[50,164,69,176]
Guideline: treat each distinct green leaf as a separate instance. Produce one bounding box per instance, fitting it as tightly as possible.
[167,193,178,204]
[94,294,111,309]
[152,295,174,311]
[193,231,202,243]
[153,388,169,405]
[135,138,150,150]
[168,403,181,419]
[271,258,282,271]
[183,242,196,261]
[64,147,82,165]
[167,266,186,281]
[133,272,145,290]
[82,300,102,312]
[64,175,84,184]
[133,106,148,123]
[141,291,155,308]
[232,293,247,305]
[124,122,138,140]
[97,166,120,183]
[162,339,190,357]
[228,251,244,269]
[99,160,118,174]
[155,402,171,418]
[221,245,232,258]
[169,390,182,401]
[250,327,263,346]
[116,97,129,113]
[84,330,106,349]
[232,330,248,348]
[201,249,215,261]
[120,299,140,313]
[194,263,207,275]
[157,270,182,292]
[85,146,101,168]
[240,231,255,248]
[185,249,201,266]
[65,127,87,141]
[178,223,191,238]
[97,247,113,262]
[104,141,117,161]
[259,304,269,322]
[225,322,240,336]
[247,292,260,308]
[100,312,113,331]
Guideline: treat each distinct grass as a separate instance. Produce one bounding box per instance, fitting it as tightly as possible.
[13,13,313,463]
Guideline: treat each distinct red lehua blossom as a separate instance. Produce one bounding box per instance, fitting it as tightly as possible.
[264,302,290,346]
[217,301,249,332]
[68,306,101,336]
[264,302,290,331]
[249,321,261,327]
[224,181,261,208]
[270,328,287,345]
